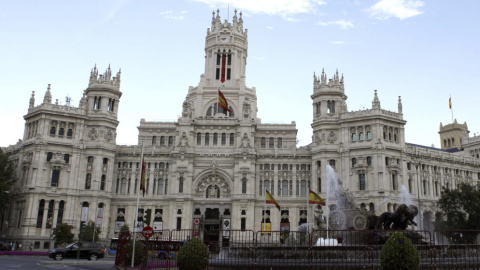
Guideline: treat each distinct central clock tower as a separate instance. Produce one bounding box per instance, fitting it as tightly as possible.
[203,9,248,88]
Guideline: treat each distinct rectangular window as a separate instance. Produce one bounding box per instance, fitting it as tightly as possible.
[227,68,231,80]
[179,177,184,193]
[359,174,366,190]
[176,217,182,230]
[216,68,220,80]
[51,169,60,187]
[241,218,246,231]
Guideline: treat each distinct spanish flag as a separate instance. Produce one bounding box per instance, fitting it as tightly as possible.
[449,97,452,109]
[266,190,281,211]
[140,158,146,197]
[309,189,325,206]
[218,90,232,113]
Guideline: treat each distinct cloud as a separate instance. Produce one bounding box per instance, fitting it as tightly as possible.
[317,20,354,30]
[193,0,327,17]
[266,26,274,30]
[160,10,188,20]
[366,0,424,20]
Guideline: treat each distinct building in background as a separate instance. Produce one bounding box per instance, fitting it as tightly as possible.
[3,11,480,250]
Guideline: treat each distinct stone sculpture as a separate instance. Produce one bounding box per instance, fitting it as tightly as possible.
[376,204,418,230]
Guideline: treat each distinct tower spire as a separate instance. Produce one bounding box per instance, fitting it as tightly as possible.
[43,84,52,104]
[29,91,35,108]
[372,90,381,109]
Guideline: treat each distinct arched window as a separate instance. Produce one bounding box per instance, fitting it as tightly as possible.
[67,128,73,138]
[269,137,274,148]
[352,133,356,141]
[152,136,157,145]
[85,173,92,189]
[352,158,357,167]
[359,132,364,140]
[369,203,375,212]
[367,156,372,166]
[50,126,56,136]
[160,136,165,146]
[46,152,53,161]
[300,180,307,196]
[36,199,45,228]
[229,133,234,145]
[221,133,226,145]
[120,178,127,194]
[205,133,210,145]
[281,180,289,196]
[158,179,164,195]
[277,138,282,148]
[213,133,218,145]
[57,200,65,225]
[260,137,266,148]
[59,128,65,136]
[168,136,173,146]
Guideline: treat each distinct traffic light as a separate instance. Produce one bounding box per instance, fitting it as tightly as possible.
[80,221,86,231]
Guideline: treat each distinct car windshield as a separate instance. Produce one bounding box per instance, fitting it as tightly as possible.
[66,243,78,249]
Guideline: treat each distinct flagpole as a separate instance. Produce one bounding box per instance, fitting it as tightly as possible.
[131,142,144,268]
[306,189,310,233]
[263,190,266,237]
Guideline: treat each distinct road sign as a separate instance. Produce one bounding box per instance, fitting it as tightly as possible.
[142,226,154,239]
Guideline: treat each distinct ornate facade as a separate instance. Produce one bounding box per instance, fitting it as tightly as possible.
[3,11,480,250]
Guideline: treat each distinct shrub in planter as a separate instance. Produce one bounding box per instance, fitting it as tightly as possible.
[177,238,208,270]
[380,232,420,270]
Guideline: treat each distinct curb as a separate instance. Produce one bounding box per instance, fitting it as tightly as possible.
[39,260,114,265]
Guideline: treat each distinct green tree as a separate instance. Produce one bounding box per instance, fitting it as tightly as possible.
[120,224,130,232]
[436,182,480,243]
[177,238,208,270]
[0,148,15,212]
[52,223,75,245]
[79,221,101,242]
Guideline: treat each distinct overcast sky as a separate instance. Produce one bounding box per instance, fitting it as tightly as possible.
[1,0,479,148]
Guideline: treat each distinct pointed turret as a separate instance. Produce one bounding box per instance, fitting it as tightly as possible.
[372,90,381,109]
[43,84,52,104]
[29,91,35,109]
[87,64,121,90]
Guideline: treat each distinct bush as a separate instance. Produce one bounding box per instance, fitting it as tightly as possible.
[123,239,146,266]
[177,238,208,270]
[380,232,420,270]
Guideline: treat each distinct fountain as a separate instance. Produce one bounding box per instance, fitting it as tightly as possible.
[324,165,372,230]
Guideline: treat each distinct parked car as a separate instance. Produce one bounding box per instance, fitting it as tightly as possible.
[48,242,105,261]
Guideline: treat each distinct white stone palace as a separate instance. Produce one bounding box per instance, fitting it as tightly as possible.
[3,10,480,250]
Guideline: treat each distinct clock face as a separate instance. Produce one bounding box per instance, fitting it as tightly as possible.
[220,35,230,43]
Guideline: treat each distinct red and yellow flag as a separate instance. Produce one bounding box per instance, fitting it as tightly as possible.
[449,97,452,109]
[140,158,146,197]
[309,189,325,205]
[266,190,281,211]
[218,90,232,112]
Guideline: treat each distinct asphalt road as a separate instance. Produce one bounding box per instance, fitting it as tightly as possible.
[0,256,115,270]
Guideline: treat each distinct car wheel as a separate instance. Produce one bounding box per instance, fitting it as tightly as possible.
[158,253,166,259]
[89,254,98,261]
[54,253,64,261]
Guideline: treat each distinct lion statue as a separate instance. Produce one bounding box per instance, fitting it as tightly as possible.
[376,204,418,230]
